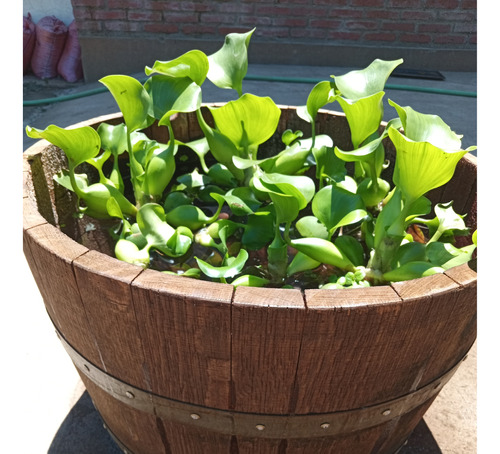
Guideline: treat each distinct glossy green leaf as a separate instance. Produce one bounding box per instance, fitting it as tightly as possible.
[114,239,150,267]
[182,137,210,173]
[209,94,281,153]
[196,110,245,181]
[289,237,355,271]
[207,28,254,96]
[145,50,209,86]
[389,126,468,204]
[231,274,271,288]
[392,242,427,267]
[79,183,137,219]
[389,100,467,151]
[97,122,128,155]
[286,251,321,276]
[136,203,176,248]
[26,124,101,167]
[382,261,444,282]
[260,173,316,208]
[196,249,249,279]
[336,92,385,148]
[207,164,238,187]
[334,235,365,267]
[143,142,176,200]
[222,187,261,215]
[313,145,347,183]
[241,211,275,250]
[332,59,403,101]
[297,80,336,123]
[99,75,152,133]
[296,216,329,239]
[145,75,202,126]
[312,184,367,235]
[426,201,468,243]
[426,242,476,270]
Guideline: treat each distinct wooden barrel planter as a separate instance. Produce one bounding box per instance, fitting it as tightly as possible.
[23,108,477,454]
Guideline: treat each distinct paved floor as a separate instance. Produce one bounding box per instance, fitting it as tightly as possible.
[18,63,477,453]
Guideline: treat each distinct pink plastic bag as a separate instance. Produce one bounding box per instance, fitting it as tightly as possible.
[57,21,84,83]
[31,16,68,79]
[23,13,36,74]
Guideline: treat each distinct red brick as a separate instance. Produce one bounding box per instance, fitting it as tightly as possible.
[345,21,378,30]
[108,0,144,8]
[400,33,432,43]
[328,8,364,18]
[400,10,436,21]
[461,0,477,8]
[273,17,309,27]
[310,19,343,29]
[425,0,460,8]
[72,7,92,20]
[439,11,476,21]
[72,0,105,7]
[418,23,452,33]
[365,32,397,42]
[256,27,290,38]
[182,24,218,34]
[103,21,143,32]
[315,0,348,5]
[218,26,257,36]
[328,31,363,40]
[350,0,385,7]
[382,22,415,32]
[365,10,399,20]
[239,16,272,26]
[162,12,199,23]
[454,22,477,33]
[433,34,466,44]
[93,10,127,21]
[218,3,254,14]
[144,23,179,33]
[128,11,162,21]
[387,0,421,7]
[201,14,237,24]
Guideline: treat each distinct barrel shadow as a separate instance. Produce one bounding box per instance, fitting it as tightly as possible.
[48,391,441,453]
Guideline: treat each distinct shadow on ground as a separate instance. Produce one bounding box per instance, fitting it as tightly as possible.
[48,391,441,453]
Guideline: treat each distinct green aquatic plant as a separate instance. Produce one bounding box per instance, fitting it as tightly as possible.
[26,29,477,288]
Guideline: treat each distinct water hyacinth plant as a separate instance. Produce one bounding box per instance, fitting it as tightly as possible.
[26,29,477,289]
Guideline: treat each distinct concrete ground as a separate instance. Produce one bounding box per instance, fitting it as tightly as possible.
[18,63,477,453]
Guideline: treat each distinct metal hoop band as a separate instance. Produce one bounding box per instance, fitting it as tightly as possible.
[57,329,465,440]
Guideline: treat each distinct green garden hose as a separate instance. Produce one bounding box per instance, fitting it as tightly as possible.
[23,74,476,107]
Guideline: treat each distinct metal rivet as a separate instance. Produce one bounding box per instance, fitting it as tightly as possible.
[255,424,266,431]
[320,423,330,429]
[382,409,391,416]
[190,413,201,420]
[125,391,135,399]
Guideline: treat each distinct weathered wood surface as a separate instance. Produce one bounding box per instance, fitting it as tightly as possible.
[22,110,477,453]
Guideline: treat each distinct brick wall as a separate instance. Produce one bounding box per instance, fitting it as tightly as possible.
[70,0,477,79]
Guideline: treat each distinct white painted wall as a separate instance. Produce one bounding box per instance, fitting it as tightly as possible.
[23,0,74,26]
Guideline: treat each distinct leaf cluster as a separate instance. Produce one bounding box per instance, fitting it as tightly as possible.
[26,29,477,288]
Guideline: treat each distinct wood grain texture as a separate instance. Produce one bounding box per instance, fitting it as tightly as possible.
[390,273,475,389]
[131,269,233,408]
[72,251,149,389]
[231,287,306,415]
[295,286,403,413]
